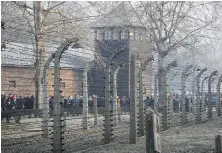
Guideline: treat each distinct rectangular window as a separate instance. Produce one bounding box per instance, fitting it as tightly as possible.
[96,30,104,40]
[135,29,140,40]
[104,30,112,40]
[113,29,120,40]
[121,29,129,40]
[60,82,65,89]
[9,81,16,88]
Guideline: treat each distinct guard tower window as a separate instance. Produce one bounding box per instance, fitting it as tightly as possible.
[113,29,120,40]
[104,30,112,40]
[138,29,144,41]
[96,30,104,40]
[121,29,128,40]
[135,29,140,40]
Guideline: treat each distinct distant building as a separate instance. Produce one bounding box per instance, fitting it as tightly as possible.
[1,42,93,100]
[89,2,153,97]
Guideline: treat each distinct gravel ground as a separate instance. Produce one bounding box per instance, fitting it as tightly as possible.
[1,111,220,153]
[81,116,222,153]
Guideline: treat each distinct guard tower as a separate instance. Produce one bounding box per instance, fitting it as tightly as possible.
[89,2,152,98]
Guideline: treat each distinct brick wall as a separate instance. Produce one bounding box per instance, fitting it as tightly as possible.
[1,66,83,102]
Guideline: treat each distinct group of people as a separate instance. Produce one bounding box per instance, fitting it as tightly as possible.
[48,94,134,110]
[1,93,35,123]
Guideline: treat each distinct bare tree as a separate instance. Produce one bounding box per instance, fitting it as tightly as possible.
[129,1,222,102]
[1,1,96,108]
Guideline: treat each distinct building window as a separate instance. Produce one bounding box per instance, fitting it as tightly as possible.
[96,30,104,40]
[60,82,65,89]
[113,29,120,40]
[121,29,129,40]
[135,29,140,40]
[9,81,16,88]
[104,30,112,40]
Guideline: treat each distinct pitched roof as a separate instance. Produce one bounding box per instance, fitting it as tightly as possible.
[1,42,94,69]
[91,2,143,28]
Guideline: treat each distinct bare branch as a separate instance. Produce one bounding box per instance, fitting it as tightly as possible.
[44,1,66,12]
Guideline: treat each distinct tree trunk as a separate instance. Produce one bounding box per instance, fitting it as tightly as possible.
[34,1,45,109]
[158,53,164,112]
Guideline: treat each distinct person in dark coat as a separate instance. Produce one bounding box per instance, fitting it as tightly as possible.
[79,96,83,108]
[16,96,24,109]
[149,96,154,110]
[1,93,6,110]
[24,95,34,118]
[64,98,69,108]
[145,96,150,106]
[5,100,14,123]
[23,95,30,109]
[29,96,34,109]
[15,96,24,123]
[25,96,34,109]
[49,96,54,117]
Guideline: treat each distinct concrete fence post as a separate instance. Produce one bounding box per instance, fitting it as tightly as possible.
[216,75,222,116]
[196,68,207,123]
[104,50,124,144]
[181,65,193,125]
[113,63,125,127]
[42,53,55,138]
[117,97,121,122]
[154,74,159,113]
[215,135,222,153]
[53,38,79,153]
[168,93,174,128]
[93,95,98,126]
[201,77,209,112]
[208,71,218,119]
[138,56,153,137]
[162,73,168,131]
[130,54,137,144]
[145,108,161,153]
[162,61,177,131]
[63,112,67,132]
[83,66,88,130]
[104,61,112,144]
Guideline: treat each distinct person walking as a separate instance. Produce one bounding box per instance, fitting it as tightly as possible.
[5,98,14,123]
[15,96,24,123]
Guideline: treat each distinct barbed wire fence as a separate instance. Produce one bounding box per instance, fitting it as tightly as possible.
[1,1,222,153]
[2,42,222,152]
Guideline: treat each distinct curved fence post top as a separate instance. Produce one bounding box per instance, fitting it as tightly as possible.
[196,68,207,81]
[140,56,154,72]
[208,70,218,82]
[55,37,79,58]
[113,62,125,74]
[163,60,177,75]
[218,74,222,83]
[108,49,125,64]
[182,65,193,77]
